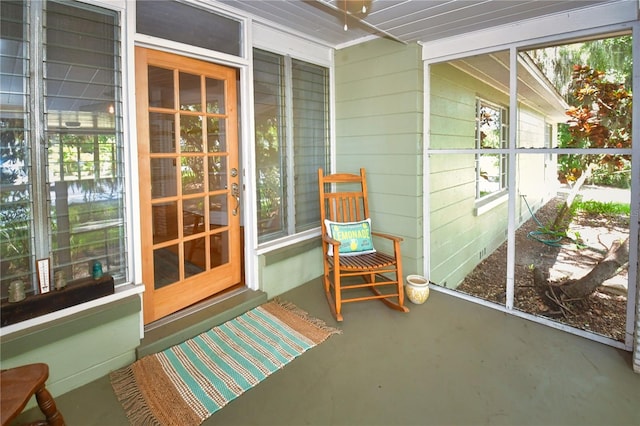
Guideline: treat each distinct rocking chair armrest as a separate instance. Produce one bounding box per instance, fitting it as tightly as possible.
[371,231,403,243]
[322,233,342,247]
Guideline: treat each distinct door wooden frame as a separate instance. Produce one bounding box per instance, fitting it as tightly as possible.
[135,47,241,324]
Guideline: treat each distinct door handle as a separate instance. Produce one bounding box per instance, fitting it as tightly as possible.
[231,183,240,216]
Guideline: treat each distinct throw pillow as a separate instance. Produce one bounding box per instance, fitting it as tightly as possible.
[324,218,376,256]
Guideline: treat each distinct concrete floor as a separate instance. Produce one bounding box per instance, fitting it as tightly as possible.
[18,278,640,426]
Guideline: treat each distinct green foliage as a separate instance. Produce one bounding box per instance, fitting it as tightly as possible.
[573,200,630,217]
[559,64,632,187]
[528,35,632,101]
[565,65,632,151]
[530,36,632,189]
[255,116,283,222]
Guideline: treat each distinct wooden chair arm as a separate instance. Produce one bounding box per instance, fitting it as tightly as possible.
[322,233,342,247]
[371,231,404,243]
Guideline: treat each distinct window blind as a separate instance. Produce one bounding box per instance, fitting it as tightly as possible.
[254,50,286,240]
[43,1,126,283]
[0,0,33,295]
[253,49,330,243]
[292,58,329,232]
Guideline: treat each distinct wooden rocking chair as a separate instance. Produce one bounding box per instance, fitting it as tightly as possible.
[318,168,409,321]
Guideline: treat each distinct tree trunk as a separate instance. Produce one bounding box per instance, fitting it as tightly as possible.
[557,237,629,299]
[552,164,593,230]
[532,237,629,316]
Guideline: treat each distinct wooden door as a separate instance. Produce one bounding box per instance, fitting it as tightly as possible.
[135,47,241,324]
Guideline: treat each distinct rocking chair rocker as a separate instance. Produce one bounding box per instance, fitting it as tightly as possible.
[318,168,409,321]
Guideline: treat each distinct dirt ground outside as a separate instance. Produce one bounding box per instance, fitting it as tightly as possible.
[456,189,630,342]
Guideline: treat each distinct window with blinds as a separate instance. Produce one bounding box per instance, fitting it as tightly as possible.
[253,49,330,243]
[0,0,32,295]
[292,59,330,233]
[0,0,126,298]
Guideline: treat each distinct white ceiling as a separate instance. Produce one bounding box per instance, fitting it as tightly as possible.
[217,0,616,48]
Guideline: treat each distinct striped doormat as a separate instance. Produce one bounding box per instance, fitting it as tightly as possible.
[110,300,340,425]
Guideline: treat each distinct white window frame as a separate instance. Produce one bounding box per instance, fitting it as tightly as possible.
[0,0,146,338]
[253,49,330,247]
[473,99,509,216]
[252,24,334,255]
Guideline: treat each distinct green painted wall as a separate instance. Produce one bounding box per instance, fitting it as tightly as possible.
[259,240,324,297]
[0,295,141,407]
[335,39,424,276]
[429,62,554,289]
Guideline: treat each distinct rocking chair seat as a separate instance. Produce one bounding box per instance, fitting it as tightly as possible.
[327,251,396,270]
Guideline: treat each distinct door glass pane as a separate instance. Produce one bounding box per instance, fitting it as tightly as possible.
[179,72,201,111]
[183,198,205,236]
[184,236,205,278]
[181,156,204,195]
[151,158,177,198]
[180,115,203,152]
[152,202,178,244]
[210,231,229,267]
[208,156,227,191]
[209,194,227,229]
[148,66,174,108]
[206,78,225,113]
[207,118,226,152]
[154,245,179,288]
[149,113,175,153]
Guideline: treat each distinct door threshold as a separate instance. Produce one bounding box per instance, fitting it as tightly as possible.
[137,286,267,358]
[145,284,247,332]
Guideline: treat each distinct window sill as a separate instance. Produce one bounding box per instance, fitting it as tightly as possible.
[260,238,322,266]
[256,228,321,256]
[0,280,144,338]
[474,191,508,216]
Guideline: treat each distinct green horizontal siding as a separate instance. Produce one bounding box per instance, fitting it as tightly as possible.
[335,39,424,276]
[0,295,140,404]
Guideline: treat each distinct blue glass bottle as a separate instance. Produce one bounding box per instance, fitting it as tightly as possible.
[93,261,103,280]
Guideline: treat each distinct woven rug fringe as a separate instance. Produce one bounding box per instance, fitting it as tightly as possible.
[272,298,342,337]
[110,366,160,426]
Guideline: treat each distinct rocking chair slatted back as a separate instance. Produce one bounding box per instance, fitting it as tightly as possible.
[318,168,409,321]
[324,193,367,223]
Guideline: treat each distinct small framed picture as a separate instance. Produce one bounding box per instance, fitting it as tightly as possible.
[37,258,51,294]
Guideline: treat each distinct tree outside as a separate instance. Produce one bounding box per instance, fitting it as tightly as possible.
[529,36,632,188]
